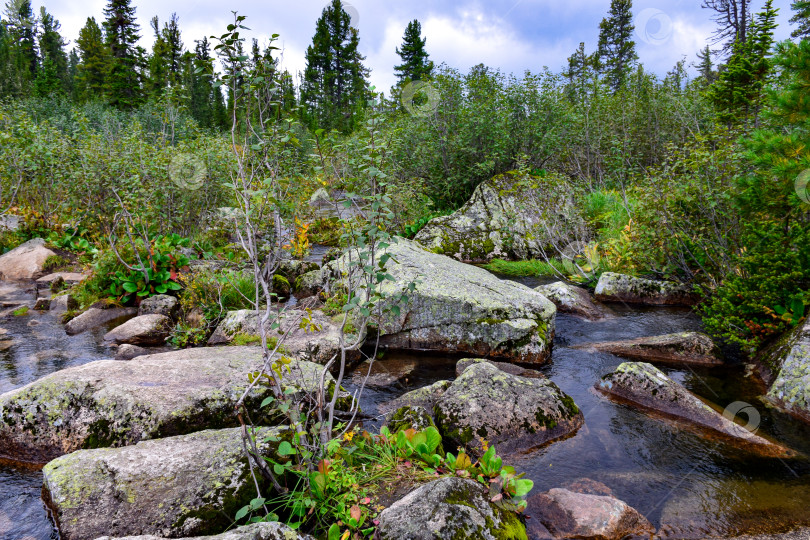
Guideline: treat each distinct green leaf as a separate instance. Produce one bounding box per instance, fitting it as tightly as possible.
[424,426,442,453]
[278,441,296,456]
[260,396,275,408]
[122,282,138,293]
[234,505,250,521]
[512,478,534,497]
[328,524,341,540]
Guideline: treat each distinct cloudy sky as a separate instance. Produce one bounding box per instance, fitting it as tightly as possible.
[41,0,795,93]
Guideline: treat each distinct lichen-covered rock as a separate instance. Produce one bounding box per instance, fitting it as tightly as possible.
[596,362,793,457]
[534,282,609,321]
[386,405,437,433]
[325,238,557,364]
[594,272,699,306]
[0,347,347,464]
[278,259,319,282]
[435,362,582,457]
[95,523,313,540]
[104,314,172,346]
[207,309,344,365]
[138,294,180,320]
[381,380,451,414]
[760,318,810,423]
[295,269,323,296]
[43,428,286,539]
[64,306,137,335]
[49,293,78,313]
[455,358,544,379]
[414,171,583,262]
[527,487,654,540]
[375,477,528,540]
[574,332,723,367]
[0,238,56,280]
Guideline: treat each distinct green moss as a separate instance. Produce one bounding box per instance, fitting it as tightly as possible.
[12,306,29,316]
[232,333,262,346]
[489,510,529,540]
[482,259,564,277]
[43,254,71,272]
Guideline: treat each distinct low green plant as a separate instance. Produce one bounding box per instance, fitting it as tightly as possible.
[180,269,258,320]
[12,306,29,316]
[108,234,190,305]
[167,322,210,348]
[482,258,566,277]
[400,210,452,239]
[43,254,70,272]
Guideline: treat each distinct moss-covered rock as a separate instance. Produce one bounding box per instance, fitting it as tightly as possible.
[535,281,610,321]
[574,332,723,367]
[596,362,793,457]
[593,272,699,306]
[414,171,584,263]
[435,362,583,457]
[386,405,437,434]
[376,477,528,540]
[761,318,810,423]
[324,238,557,364]
[43,428,289,539]
[0,347,349,464]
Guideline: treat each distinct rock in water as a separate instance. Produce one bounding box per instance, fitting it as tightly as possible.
[759,318,810,423]
[49,294,78,313]
[138,294,180,320]
[326,238,557,364]
[535,281,610,321]
[43,428,288,539]
[64,306,137,335]
[527,487,654,540]
[414,171,583,262]
[95,524,314,540]
[104,314,173,346]
[455,357,544,379]
[594,272,699,306]
[596,362,793,457]
[574,332,723,367]
[375,477,528,540]
[0,347,348,464]
[0,238,56,280]
[435,362,582,456]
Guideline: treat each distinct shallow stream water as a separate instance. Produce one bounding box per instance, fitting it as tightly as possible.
[1,273,809,539]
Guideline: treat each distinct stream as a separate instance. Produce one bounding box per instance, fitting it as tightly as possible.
[1,273,809,539]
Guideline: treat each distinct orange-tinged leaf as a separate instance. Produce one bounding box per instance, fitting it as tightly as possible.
[350,505,362,521]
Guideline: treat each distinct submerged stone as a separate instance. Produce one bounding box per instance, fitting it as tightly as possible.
[435,362,583,457]
[594,272,699,306]
[596,362,793,457]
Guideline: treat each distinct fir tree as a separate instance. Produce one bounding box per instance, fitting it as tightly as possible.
[791,0,810,39]
[696,45,718,87]
[301,0,370,132]
[3,0,37,94]
[596,0,638,92]
[394,19,433,83]
[34,7,68,96]
[75,17,109,102]
[147,15,170,97]
[103,0,141,108]
[565,42,595,100]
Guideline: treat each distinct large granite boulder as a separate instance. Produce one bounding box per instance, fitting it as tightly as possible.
[527,487,654,540]
[44,428,287,539]
[414,171,583,262]
[325,238,557,364]
[95,523,313,540]
[534,282,610,321]
[64,306,137,335]
[596,362,793,457]
[375,477,528,540]
[573,332,723,367]
[759,318,810,423]
[104,314,173,346]
[435,362,582,456]
[594,272,699,306]
[0,238,56,280]
[0,347,349,464]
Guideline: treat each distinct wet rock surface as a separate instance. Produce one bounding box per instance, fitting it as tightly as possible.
[43,428,285,539]
[535,281,610,321]
[596,362,793,457]
[594,272,699,306]
[435,362,583,456]
[574,332,723,367]
[375,477,528,540]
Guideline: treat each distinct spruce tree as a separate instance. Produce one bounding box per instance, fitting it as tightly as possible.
[394,19,433,83]
[565,42,595,100]
[596,0,637,92]
[709,0,778,126]
[34,7,68,96]
[791,0,810,39]
[696,45,718,87]
[147,16,170,97]
[301,0,370,133]
[103,0,141,108]
[3,0,37,93]
[75,17,109,102]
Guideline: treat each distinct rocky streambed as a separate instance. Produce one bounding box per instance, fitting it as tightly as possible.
[0,241,809,539]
